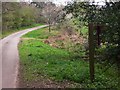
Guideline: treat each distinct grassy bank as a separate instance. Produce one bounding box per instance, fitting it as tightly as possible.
[19,27,119,88]
[1,23,44,39]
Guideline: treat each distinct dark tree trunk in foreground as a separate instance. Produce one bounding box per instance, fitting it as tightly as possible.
[88,23,95,83]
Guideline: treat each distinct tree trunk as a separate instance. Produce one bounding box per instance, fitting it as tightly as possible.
[49,24,51,32]
[48,16,51,32]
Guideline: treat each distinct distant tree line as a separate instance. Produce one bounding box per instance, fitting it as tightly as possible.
[2,2,45,32]
[2,2,64,33]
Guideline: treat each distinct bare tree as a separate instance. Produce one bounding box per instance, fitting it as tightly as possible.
[42,2,63,32]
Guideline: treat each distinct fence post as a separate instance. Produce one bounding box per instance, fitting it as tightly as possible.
[88,23,95,82]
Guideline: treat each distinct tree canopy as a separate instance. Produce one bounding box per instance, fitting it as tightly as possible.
[64,1,120,62]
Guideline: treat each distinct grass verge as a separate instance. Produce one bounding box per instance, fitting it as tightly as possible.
[19,27,119,88]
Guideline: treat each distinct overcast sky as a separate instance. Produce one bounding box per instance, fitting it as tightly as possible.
[53,0,72,5]
[20,0,106,5]
[53,0,106,5]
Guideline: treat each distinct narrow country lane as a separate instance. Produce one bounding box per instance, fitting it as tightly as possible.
[0,25,48,89]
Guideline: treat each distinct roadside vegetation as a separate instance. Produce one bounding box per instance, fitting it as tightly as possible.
[19,27,118,88]
[2,23,43,38]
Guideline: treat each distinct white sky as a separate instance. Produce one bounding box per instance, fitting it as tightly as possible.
[20,0,106,5]
[53,0,72,5]
[53,0,106,5]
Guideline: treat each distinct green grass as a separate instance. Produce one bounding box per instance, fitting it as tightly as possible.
[19,39,89,83]
[23,27,59,39]
[1,23,44,39]
[19,27,119,88]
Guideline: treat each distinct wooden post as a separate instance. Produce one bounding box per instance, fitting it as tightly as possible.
[88,23,95,82]
[96,25,101,46]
